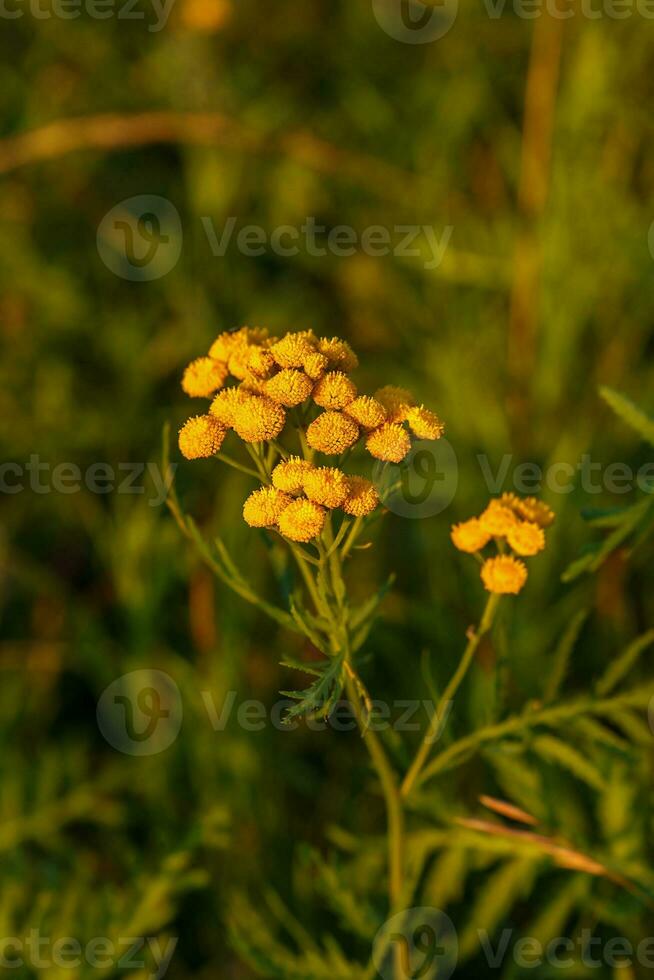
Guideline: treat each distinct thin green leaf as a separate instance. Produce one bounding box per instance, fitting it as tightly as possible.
[600,386,654,447]
[596,629,654,697]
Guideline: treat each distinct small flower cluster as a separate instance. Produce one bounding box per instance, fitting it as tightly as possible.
[451,494,554,594]
[178,327,445,543]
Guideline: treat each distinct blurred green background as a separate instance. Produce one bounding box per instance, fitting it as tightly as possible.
[1,1,654,977]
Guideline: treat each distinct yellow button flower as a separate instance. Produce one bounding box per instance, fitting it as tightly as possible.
[303,351,329,380]
[246,346,276,379]
[451,518,491,553]
[243,487,292,527]
[514,496,555,528]
[210,386,253,426]
[317,337,359,372]
[306,411,360,455]
[264,369,314,407]
[312,371,357,410]
[209,326,268,361]
[232,394,286,443]
[278,498,326,542]
[374,385,415,423]
[342,476,379,517]
[344,395,387,430]
[271,332,316,368]
[272,456,315,494]
[481,555,528,595]
[479,501,519,537]
[507,520,546,556]
[182,357,229,397]
[303,467,349,508]
[366,423,411,463]
[407,405,445,441]
[178,415,227,459]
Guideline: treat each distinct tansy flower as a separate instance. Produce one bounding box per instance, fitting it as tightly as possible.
[303,467,349,508]
[210,386,253,427]
[264,369,314,407]
[303,351,329,380]
[209,326,267,361]
[451,518,491,554]
[243,487,292,528]
[366,423,411,463]
[306,411,360,455]
[246,346,276,379]
[407,405,445,441]
[278,498,326,542]
[182,357,229,397]
[481,555,528,595]
[344,395,387,430]
[271,332,316,368]
[342,476,379,517]
[318,337,359,372]
[178,415,227,459]
[514,496,555,528]
[227,345,252,381]
[507,520,546,557]
[232,394,286,443]
[374,385,415,423]
[479,501,519,537]
[312,371,357,410]
[272,456,315,494]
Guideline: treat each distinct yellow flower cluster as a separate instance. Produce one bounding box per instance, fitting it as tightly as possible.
[451,494,553,595]
[178,327,444,542]
[243,460,379,541]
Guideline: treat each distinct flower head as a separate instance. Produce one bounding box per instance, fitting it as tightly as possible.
[344,395,387,430]
[243,487,292,528]
[366,423,411,463]
[210,386,253,426]
[513,496,555,528]
[278,498,326,542]
[306,411,360,455]
[374,385,415,423]
[451,518,491,554]
[264,369,314,407]
[479,501,519,537]
[182,357,229,397]
[271,332,316,369]
[232,394,286,443]
[303,467,349,508]
[506,520,545,557]
[407,405,445,441]
[318,337,358,372]
[178,415,227,459]
[272,456,315,494]
[312,371,357,410]
[342,476,379,517]
[303,351,329,380]
[209,326,268,361]
[246,346,276,379]
[481,555,528,595]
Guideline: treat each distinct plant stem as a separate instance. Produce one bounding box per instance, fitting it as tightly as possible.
[214,452,260,480]
[401,592,501,799]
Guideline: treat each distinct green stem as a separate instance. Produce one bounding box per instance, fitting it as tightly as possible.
[345,673,405,924]
[401,592,501,799]
[214,452,260,480]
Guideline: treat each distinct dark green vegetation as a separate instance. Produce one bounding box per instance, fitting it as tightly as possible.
[1,3,654,977]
